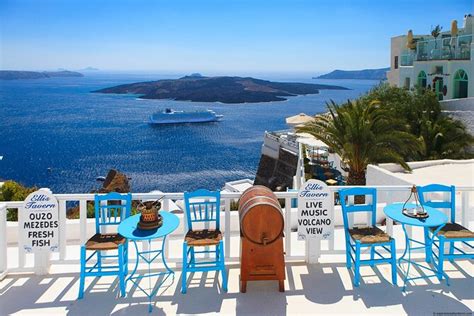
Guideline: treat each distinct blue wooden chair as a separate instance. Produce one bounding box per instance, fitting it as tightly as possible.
[182,189,227,294]
[78,192,131,299]
[417,184,474,279]
[339,187,397,287]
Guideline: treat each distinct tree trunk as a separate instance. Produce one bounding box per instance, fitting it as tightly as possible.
[347,170,366,186]
[347,169,366,204]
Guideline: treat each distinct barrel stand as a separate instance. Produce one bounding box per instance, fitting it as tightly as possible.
[240,237,285,293]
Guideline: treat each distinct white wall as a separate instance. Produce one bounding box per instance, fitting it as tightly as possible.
[441,97,474,136]
[367,160,474,221]
[366,165,412,204]
[387,36,405,86]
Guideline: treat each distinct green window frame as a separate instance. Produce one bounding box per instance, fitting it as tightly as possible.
[453,69,468,99]
[417,71,427,88]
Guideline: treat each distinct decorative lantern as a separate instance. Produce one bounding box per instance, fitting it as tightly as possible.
[402,185,428,219]
[137,200,163,230]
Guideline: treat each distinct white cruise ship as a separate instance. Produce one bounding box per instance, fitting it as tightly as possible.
[148,108,223,124]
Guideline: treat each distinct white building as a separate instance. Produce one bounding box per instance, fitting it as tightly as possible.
[387,14,473,100]
[367,159,474,205]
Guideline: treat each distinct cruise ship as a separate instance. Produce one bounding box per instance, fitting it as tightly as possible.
[148,108,223,124]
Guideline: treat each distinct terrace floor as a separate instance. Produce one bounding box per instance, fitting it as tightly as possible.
[1,227,473,315]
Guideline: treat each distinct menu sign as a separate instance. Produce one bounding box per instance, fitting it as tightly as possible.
[297,179,334,240]
[20,190,59,253]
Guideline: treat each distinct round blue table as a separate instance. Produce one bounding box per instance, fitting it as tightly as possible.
[384,203,449,290]
[118,211,179,312]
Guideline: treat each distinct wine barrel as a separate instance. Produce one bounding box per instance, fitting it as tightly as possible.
[239,185,284,245]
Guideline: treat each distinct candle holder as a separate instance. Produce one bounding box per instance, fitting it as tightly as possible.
[137,200,163,230]
[402,185,429,219]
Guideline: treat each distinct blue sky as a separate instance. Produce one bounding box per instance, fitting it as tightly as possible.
[0,0,472,74]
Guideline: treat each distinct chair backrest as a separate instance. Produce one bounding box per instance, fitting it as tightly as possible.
[417,184,455,222]
[94,192,132,233]
[339,187,377,229]
[184,189,220,231]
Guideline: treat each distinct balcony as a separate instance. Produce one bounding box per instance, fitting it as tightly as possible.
[1,187,473,315]
[400,51,414,66]
[415,34,472,62]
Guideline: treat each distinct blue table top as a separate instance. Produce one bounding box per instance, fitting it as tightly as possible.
[118,211,179,241]
[384,203,448,227]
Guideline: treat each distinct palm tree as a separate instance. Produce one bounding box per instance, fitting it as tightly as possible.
[297,99,422,185]
[417,108,473,160]
[431,25,443,49]
[380,86,473,160]
[361,83,473,161]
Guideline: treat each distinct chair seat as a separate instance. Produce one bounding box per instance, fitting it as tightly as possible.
[85,233,126,250]
[185,229,222,246]
[430,222,474,239]
[349,226,390,244]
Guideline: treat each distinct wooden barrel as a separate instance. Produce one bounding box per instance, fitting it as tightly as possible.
[238,185,284,245]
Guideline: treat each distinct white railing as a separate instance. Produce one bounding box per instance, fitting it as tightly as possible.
[0,185,472,278]
[265,131,299,150]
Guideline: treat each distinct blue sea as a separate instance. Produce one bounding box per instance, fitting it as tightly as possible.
[0,73,378,193]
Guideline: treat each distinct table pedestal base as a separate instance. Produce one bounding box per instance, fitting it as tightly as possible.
[127,237,174,312]
[399,223,449,291]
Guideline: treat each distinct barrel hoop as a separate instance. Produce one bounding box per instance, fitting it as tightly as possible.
[239,187,274,202]
[239,196,281,214]
[239,200,284,217]
[241,185,273,195]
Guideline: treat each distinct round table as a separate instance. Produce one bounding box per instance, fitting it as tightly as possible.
[384,203,449,290]
[118,211,179,312]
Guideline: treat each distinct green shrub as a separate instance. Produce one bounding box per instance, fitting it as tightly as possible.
[0,181,37,221]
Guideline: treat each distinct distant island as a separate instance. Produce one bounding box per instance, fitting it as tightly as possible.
[80,67,99,71]
[315,67,389,80]
[0,70,84,80]
[94,75,348,103]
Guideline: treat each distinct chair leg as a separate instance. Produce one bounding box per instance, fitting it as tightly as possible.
[117,245,125,297]
[182,242,188,294]
[370,247,375,267]
[219,241,228,292]
[346,240,352,269]
[390,239,397,286]
[424,227,432,263]
[438,237,445,281]
[448,242,455,263]
[354,243,361,287]
[97,251,102,272]
[124,243,129,275]
[78,246,86,299]
[190,247,196,265]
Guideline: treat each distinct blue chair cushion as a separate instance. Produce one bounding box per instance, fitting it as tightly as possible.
[85,233,126,250]
[430,223,474,239]
[349,226,390,244]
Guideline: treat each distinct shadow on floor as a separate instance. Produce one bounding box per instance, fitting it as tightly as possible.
[0,260,472,315]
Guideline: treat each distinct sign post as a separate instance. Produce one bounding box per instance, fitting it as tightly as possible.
[20,189,59,275]
[297,179,334,263]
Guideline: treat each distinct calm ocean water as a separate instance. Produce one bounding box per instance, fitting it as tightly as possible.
[0,73,378,193]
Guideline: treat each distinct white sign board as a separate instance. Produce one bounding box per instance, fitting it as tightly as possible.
[297,179,334,240]
[20,189,59,253]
